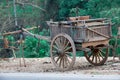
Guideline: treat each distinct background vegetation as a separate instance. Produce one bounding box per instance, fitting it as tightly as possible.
[0,0,120,57]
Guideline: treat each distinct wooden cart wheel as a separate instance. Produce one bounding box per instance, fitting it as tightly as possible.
[50,33,76,71]
[84,46,108,66]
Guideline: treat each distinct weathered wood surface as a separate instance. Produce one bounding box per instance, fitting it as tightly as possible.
[86,27,110,38]
[47,19,110,29]
[47,18,108,25]
[82,39,109,48]
[69,16,90,21]
[47,18,111,46]
[2,27,37,36]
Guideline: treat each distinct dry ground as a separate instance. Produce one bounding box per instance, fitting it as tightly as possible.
[0,57,120,75]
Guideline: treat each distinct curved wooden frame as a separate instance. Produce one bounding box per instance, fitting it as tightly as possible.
[84,45,108,66]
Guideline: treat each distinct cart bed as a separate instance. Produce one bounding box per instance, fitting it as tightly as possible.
[47,17,111,47]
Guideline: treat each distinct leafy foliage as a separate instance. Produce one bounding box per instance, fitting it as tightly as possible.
[109,37,120,56]
[23,36,49,58]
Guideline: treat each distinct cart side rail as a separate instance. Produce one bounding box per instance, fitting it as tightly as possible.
[46,18,112,43]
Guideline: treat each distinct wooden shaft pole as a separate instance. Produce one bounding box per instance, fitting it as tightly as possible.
[22,28,50,42]
[2,27,37,36]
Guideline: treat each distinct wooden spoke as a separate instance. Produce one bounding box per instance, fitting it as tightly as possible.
[95,55,97,63]
[50,33,76,71]
[65,54,73,61]
[62,56,65,68]
[63,38,67,48]
[64,56,69,67]
[64,54,71,65]
[59,57,62,67]
[53,45,59,50]
[60,36,66,49]
[56,38,61,48]
[60,36,64,45]
[97,54,101,62]
[55,56,61,63]
[66,57,71,65]
[64,46,72,52]
[55,40,60,48]
[91,55,95,62]
[65,51,72,54]
[99,50,106,56]
[98,51,104,59]
[64,41,70,50]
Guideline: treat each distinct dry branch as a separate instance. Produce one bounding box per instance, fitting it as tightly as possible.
[16,1,46,12]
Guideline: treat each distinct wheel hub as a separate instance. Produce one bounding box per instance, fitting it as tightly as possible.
[57,49,64,56]
[93,49,99,55]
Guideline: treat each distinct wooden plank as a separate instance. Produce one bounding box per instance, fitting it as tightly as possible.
[68,16,90,21]
[82,39,109,48]
[86,23,109,27]
[3,30,22,36]
[47,21,109,28]
[62,18,107,23]
[88,37,107,42]
[84,18,108,22]
[86,27,110,38]
[2,27,37,36]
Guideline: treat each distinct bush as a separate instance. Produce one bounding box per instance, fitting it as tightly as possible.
[23,36,49,58]
[109,37,120,56]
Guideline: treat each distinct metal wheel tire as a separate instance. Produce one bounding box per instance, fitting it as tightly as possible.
[84,46,108,66]
[50,33,76,71]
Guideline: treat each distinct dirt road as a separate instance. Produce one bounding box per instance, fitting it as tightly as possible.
[0,57,120,75]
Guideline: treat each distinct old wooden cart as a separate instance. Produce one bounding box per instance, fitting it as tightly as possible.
[46,16,112,70]
[1,16,111,71]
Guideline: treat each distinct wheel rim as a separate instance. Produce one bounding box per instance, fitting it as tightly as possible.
[84,46,108,66]
[50,33,76,71]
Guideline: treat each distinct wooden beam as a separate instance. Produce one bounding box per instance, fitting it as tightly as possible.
[82,39,109,48]
[22,28,50,42]
[86,23,110,27]
[2,27,37,36]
